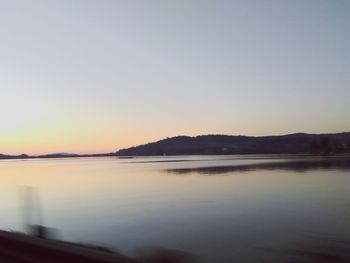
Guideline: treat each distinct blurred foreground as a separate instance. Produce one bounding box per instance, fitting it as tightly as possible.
[0,229,197,263]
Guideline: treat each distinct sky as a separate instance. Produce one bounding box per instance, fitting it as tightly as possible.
[1,0,349,155]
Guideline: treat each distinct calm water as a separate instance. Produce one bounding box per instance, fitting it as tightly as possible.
[1,155,350,262]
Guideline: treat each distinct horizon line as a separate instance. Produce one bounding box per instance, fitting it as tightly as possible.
[2,131,350,157]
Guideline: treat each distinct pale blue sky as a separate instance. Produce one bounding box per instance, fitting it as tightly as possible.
[0,0,349,154]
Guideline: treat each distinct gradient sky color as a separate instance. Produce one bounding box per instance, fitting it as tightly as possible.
[1,0,349,155]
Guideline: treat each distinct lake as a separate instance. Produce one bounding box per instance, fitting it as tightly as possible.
[1,155,350,262]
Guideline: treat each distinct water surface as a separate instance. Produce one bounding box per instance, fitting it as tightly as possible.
[0,155,350,262]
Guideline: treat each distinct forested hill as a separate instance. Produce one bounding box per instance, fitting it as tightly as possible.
[115,133,350,156]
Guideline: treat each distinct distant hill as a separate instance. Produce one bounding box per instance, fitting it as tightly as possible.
[0,152,114,160]
[38,153,80,158]
[115,133,350,156]
[0,153,78,160]
[0,154,29,159]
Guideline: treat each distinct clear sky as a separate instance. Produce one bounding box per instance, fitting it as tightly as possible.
[1,0,349,155]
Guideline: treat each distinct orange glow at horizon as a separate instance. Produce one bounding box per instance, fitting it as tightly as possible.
[2,102,350,156]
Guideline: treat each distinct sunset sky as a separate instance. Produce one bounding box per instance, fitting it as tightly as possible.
[1,0,349,155]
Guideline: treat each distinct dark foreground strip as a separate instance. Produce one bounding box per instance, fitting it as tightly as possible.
[0,230,141,263]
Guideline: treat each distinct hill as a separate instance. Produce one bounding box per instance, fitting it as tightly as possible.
[115,133,350,156]
[0,154,29,159]
[37,153,80,158]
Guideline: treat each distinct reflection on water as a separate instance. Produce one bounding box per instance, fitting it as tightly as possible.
[166,156,350,175]
[0,155,350,262]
